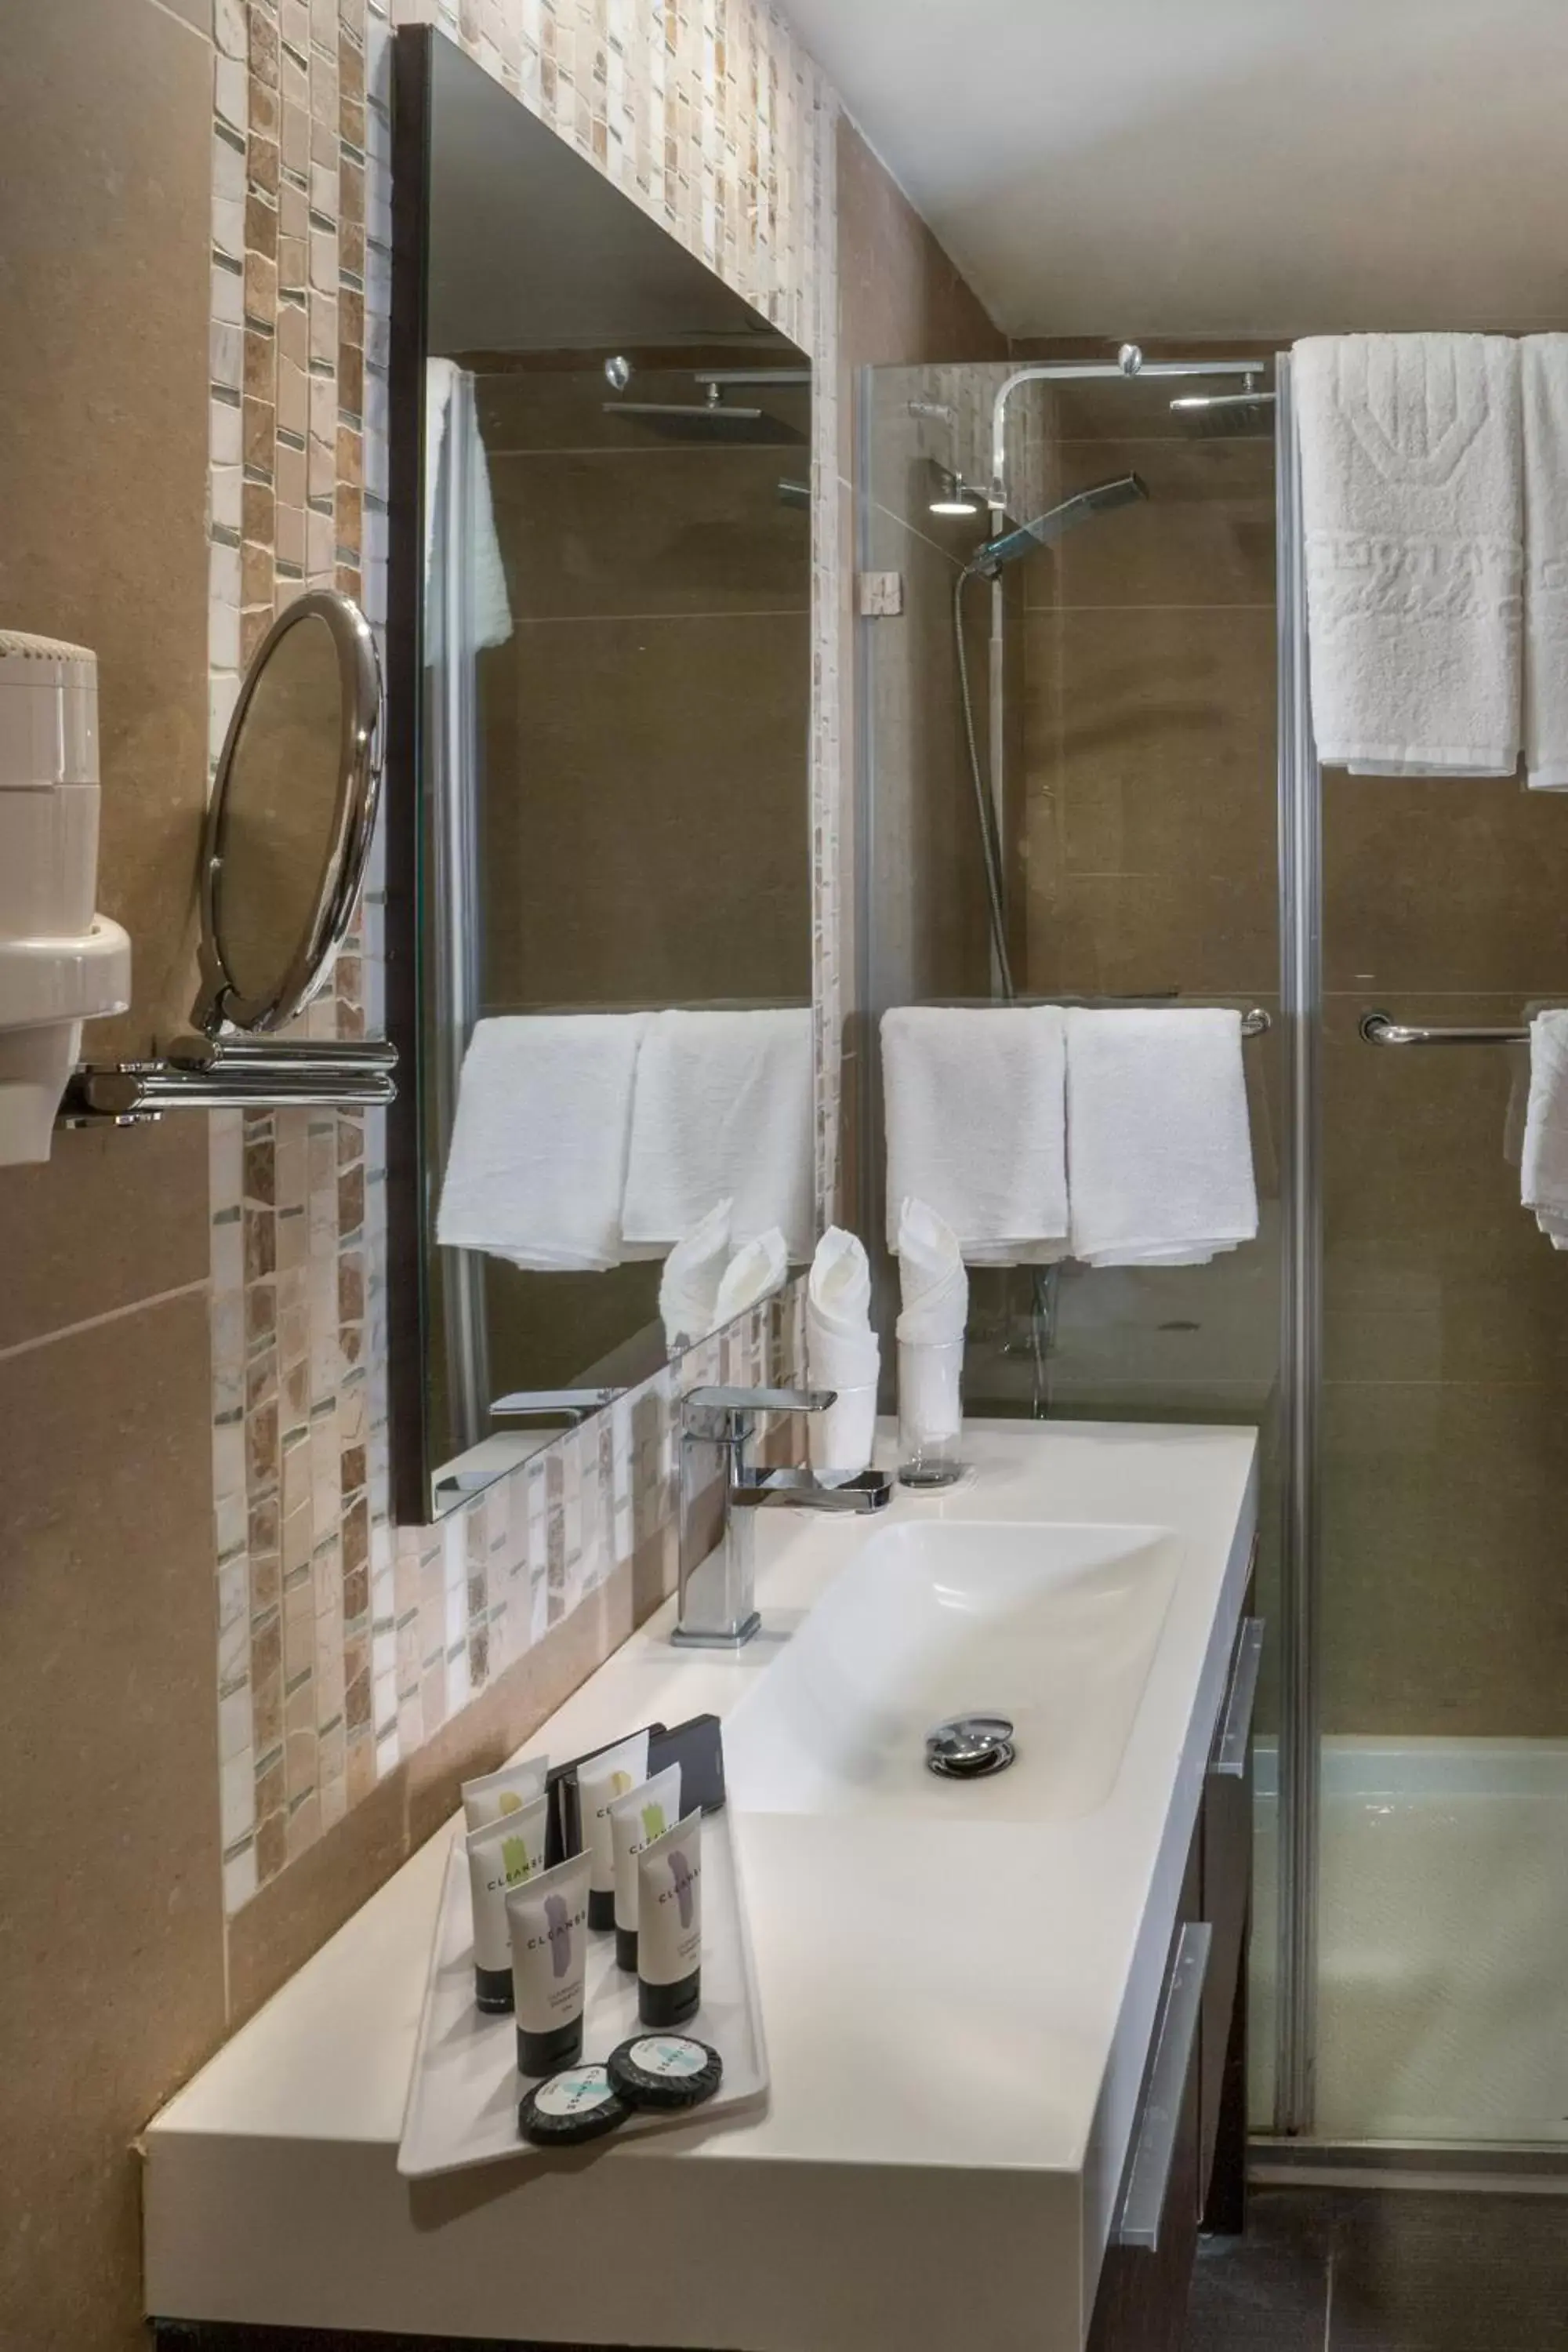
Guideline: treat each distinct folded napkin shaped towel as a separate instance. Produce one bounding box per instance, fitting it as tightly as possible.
[659,1197,734,1352]
[711,1227,789,1328]
[807,1227,879,1475]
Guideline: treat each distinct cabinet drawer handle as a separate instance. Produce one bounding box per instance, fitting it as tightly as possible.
[1213,1617,1265,1780]
[1113,1921,1212,2252]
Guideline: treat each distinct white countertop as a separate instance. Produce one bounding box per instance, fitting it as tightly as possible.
[143,1418,1258,2352]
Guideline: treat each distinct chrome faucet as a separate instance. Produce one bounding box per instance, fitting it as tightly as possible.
[673,1385,893,1648]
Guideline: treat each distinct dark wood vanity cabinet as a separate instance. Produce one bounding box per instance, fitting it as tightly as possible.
[1088,1599,1261,2352]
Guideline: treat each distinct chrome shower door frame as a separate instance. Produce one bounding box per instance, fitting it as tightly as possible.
[1273,351,1322,2139]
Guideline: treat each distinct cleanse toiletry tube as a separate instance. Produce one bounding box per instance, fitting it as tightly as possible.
[465,1791,550,2012]
[608,1762,683,1973]
[460,1751,550,1833]
[576,1729,650,1931]
[506,1848,592,2078]
[636,1809,703,2028]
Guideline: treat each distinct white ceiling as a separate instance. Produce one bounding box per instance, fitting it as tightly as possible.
[776,0,1568,340]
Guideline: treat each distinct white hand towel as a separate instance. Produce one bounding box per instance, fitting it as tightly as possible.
[1520,1011,1568,1247]
[1294,334,1522,775]
[622,1008,813,1262]
[807,1228,880,1475]
[712,1227,789,1327]
[1065,1010,1258,1268]
[1523,336,1568,789]
[880,1005,1068,1265]
[659,1197,734,1352]
[424,358,513,655]
[435,1014,648,1271]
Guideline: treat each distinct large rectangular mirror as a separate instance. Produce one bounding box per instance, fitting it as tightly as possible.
[387,30,815,1520]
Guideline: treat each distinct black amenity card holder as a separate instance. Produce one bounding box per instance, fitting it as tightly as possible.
[649,1712,727,1817]
[545,1713,727,1864]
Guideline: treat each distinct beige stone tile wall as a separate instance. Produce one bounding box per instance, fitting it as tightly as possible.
[209,0,842,1913]
[0,7,227,2343]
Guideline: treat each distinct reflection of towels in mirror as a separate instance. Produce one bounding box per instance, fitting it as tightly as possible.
[435,1013,648,1270]
[424,358,513,659]
[659,1197,734,1352]
[622,1008,814,1262]
[711,1227,789,1327]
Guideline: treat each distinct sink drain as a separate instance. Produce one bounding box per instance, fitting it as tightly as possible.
[924,1714,1017,1780]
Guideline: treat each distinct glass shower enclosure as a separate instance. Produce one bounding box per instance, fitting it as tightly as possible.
[858,342,1568,2161]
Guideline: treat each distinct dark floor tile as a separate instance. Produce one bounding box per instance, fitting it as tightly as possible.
[154,2329,633,2351]
[1183,2190,1334,2350]
[1328,2190,1568,2352]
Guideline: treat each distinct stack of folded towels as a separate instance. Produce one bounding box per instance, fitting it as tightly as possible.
[881,1004,1258,1268]
[436,1007,812,1336]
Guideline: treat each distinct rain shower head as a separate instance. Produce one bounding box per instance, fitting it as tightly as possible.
[1170,373,1276,436]
[967,473,1149,579]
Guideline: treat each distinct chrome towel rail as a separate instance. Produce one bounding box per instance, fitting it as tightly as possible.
[916,997,1272,1035]
[1360,1011,1530,1048]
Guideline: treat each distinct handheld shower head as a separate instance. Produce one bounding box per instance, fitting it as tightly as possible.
[968,473,1148,579]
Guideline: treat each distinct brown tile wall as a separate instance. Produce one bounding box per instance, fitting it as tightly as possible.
[835,116,1009,1236]
[996,344,1287,1726]
[0,5,226,2347]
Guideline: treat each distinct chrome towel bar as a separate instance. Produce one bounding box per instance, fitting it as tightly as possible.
[1361,1011,1530,1047]
[917,997,1272,1035]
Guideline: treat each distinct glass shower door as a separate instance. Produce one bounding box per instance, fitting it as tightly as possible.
[1307,760,1568,2147]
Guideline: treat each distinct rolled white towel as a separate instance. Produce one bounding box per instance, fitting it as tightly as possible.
[807,1228,879,1475]
[659,1197,733,1352]
[712,1227,789,1328]
[895,1199,967,1446]
[1521,1011,1568,1247]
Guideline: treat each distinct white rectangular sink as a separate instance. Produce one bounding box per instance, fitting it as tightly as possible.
[724,1518,1181,1823]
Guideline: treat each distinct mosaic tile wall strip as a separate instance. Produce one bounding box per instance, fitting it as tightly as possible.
[208,0,841,1914]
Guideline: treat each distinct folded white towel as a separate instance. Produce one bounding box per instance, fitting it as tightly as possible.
[1294,334,1522,775]
[621,1008,813,1263]
[659,1197,734,1352]
[1523,336,1568,790]
[1065,1010,1258,1268]
[436,1014,648,1271]
[880,1005,1068,1265]
[807,1229,880,1475]
[1521,1011,1568,1247]
[425,358,513,655]
[712,1228,789,1327]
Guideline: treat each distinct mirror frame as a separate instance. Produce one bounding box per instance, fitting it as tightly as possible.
[193,588,383,1037]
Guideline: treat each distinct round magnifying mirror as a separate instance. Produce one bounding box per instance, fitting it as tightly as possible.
[194,590,382,1036]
